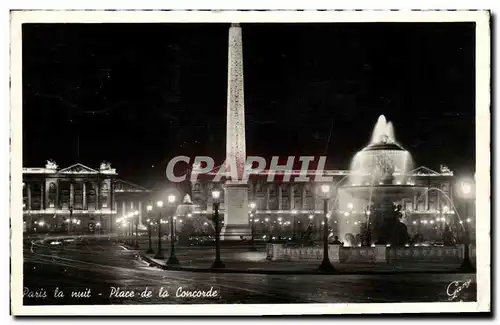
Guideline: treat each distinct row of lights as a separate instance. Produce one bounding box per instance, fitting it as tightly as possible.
[411,217,472,225]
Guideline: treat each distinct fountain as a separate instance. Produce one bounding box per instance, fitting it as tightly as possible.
[341,115,427,246]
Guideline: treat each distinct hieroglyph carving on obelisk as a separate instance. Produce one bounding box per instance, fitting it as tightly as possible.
[221,23,251,240]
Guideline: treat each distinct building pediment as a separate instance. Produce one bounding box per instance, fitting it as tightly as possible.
[410,166,441,176]
[58,163,100,174]
[114,179,149,193]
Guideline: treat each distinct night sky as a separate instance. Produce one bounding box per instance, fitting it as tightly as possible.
[22,23,475,186]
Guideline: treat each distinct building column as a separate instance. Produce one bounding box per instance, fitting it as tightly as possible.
[96,182,100,210]
[301,185,306,210]
[424,189,429,211]
[56,181,59,209]
[83,182,87,210]
[138,201,143,226]
[40,182,44,210]
[290,184,294,210]
[265,185,270,210]
[413,192,418,211]
[70,182,75,208]
[312,186,316,212]
[122,201,126,217]
[27,184,32,210]
[278,184,282,210]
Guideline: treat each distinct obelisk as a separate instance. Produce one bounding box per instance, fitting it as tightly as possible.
[221,23,251,240]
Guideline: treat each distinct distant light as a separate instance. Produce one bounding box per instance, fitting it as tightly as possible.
[344,212,350,217]
[179,219,183,223]
[466,218,471,223]
[249,202,256,209]
[187,213,192,218]
[308,215,313,220]
[430,220,434,224]
[156,201,163,208]
[459,220,464,224]
[441,217,446,222]
[72,218,77,223]
[146,205,153,211]
[265,218,269,222]
[365,210,371,216]
[354,221,358,225]
[321,221,325,225]
[134,210,139,216]
[277,217,282,222]
[412,221,417,225]
[255,218,260,222]
[291,209,298,214]
[203,222,208,226]
[347,203,354,210]
[460,181,472,196]
[96,222,101,227]
[211,190,221,200]
[167,195,176,204]
[173,216,177,220]
[442,205,449,213]
[321,184,330,194]
[334,220,337,224]
[38,221,45,227]
[423,220,428,224]
[396,181,402,185]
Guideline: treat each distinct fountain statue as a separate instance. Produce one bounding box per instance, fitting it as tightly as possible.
[341,115,427,246]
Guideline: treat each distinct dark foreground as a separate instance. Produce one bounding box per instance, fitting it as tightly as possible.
[22,238,476,305]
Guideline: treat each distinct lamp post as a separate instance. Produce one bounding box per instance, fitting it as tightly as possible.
[134,210,140,248]
[154,200,164,259]
[265,217,271,242]
[146,205,154,254]
[458,179,475,272]
[249,202,257,251]
[166,194,179,266]
[211,189,225,269]
[319,184,335,272]
[68,206,73,235]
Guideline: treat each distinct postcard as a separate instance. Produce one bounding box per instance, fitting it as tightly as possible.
[10,9,490,316]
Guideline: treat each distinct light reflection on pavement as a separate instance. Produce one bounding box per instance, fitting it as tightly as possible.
[22,239,476,305]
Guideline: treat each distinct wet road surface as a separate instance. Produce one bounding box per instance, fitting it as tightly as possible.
[22,238,477,305]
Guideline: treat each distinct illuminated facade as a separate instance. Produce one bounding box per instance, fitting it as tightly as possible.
[22,160,150,233]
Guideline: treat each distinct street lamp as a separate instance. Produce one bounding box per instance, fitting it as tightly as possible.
[134,210,140,249]
[155,200,164,259]
[146,205,154,254]
[457,178,475,272]
[249,202,257,251]
[166,194,179,266]
[211,189,225,269]
[319,184,335,272]
[68,206,74,235]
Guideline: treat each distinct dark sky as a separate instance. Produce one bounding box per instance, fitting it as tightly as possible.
[22,23,475,186]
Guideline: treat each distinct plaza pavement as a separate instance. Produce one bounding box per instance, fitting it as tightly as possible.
[120,238,473,275]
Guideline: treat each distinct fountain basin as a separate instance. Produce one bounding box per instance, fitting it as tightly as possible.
[341,184,427,202]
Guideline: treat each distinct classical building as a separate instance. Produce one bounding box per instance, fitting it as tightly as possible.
[22,160,150,234]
